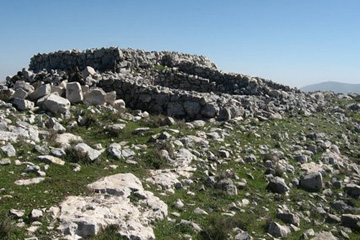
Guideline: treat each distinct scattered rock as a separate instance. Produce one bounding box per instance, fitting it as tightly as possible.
[300,172,323,192]
[268,221,290,238]
[15,177,45,186]
[37,155,65,166]
[267,176,289,194]
[43,94,70,114]
[57,173,168,239]
[73,143,102,161]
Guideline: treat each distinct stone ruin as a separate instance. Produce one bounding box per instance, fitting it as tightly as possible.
[2,47,323,120]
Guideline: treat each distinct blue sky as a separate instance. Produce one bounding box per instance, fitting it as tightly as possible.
[0,0,359,87]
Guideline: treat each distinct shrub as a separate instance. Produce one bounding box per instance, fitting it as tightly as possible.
[65,147,93,165]
[91,225,128,240]
[200,214,246,240]
[0,211,14,240]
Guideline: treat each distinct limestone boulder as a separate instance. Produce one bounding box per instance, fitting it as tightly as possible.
[66,82,83,103]
[29,84,51,100]
[14,80,34,93]
[341,214,360,230]
[267,176,289,194]
[43,93,71,114]
[13,88,28,99]
[345,184,360,198]
[300,172,323,192]
[84,88,106,106]
[57,173,168,239]
[268,221,290,238]
[201,102,219,118]
[13,98,34,110]
[74,143,102,161]
[113,99,126,112]
[55,133,83,147]
[82,66,96,78]
[105,91,116,105]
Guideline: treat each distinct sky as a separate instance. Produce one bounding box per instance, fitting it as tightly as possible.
[0,0,359,88]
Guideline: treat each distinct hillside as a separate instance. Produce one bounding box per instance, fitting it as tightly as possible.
[302,81,360,93]
[1,48,360,240]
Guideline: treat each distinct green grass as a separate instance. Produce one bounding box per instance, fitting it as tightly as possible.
[1,100,360,239]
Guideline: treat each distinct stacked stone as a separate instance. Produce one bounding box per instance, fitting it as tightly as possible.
[2,47,322,121]
[29,47,216,73]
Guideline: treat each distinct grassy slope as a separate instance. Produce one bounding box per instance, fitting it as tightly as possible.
[1,98,360,239]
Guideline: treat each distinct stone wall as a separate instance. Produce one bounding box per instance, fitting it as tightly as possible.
[98,77,246,120]
[25,47,308,121]
[29,48,216,73]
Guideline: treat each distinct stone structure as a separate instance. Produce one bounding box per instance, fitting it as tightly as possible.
[5,47,321,120]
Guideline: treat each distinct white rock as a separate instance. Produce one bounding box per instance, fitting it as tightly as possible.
[0,158,11,165]
[31,209,43,219]
[37,155,65,166]
[58,173,168,239]
[268,221,290,238]
[29,84,51,100]
[311,231,338,240]
[15,80,34,93]
[300,172,323,192]
[174,199,185,209]
[84,88,106,106]
[113,99,126,112]
[193,207,208,215]
[13,98,34,110]
[13,88,29,99]
[1,143,16,157]
[74,143,101,161]
[43,94,71,114]
[48,206,61,219]
[82,66,96,78]
[55,133,83,147]
[66,82,83,103]
[10,209,25,218]
[105,91,116,105]
[15,177,45,186]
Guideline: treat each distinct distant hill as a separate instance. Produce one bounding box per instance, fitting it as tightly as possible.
[301,81,360,93]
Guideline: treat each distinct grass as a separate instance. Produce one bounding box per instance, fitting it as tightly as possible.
[1,99,360,239]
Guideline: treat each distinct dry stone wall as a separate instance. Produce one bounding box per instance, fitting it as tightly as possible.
[24,47,314,121]
[29,48,215,73]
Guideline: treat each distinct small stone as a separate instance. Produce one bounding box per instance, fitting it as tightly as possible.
[0,158,11,165]
[50,148,66,158]
[113,99,126,112]
[73,143,102,161]
[37,155,65,166]
[10,209,25,218]
[219,150,230,158]
[15,177,45,186]
[268,221,290,238]
[31,209,43,219]
[174,199,184,209]
[193,207,208,215]
[1,143,16,157]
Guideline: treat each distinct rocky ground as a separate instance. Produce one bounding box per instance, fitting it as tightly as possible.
[1,49,360,240]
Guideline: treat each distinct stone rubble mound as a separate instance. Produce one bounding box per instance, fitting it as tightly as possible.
[1,47,323,120]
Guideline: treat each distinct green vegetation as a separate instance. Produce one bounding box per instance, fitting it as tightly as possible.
[1,98,360,239]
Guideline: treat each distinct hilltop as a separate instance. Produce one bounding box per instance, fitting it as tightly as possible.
[1,47,360,240]
[301,81,360,94]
